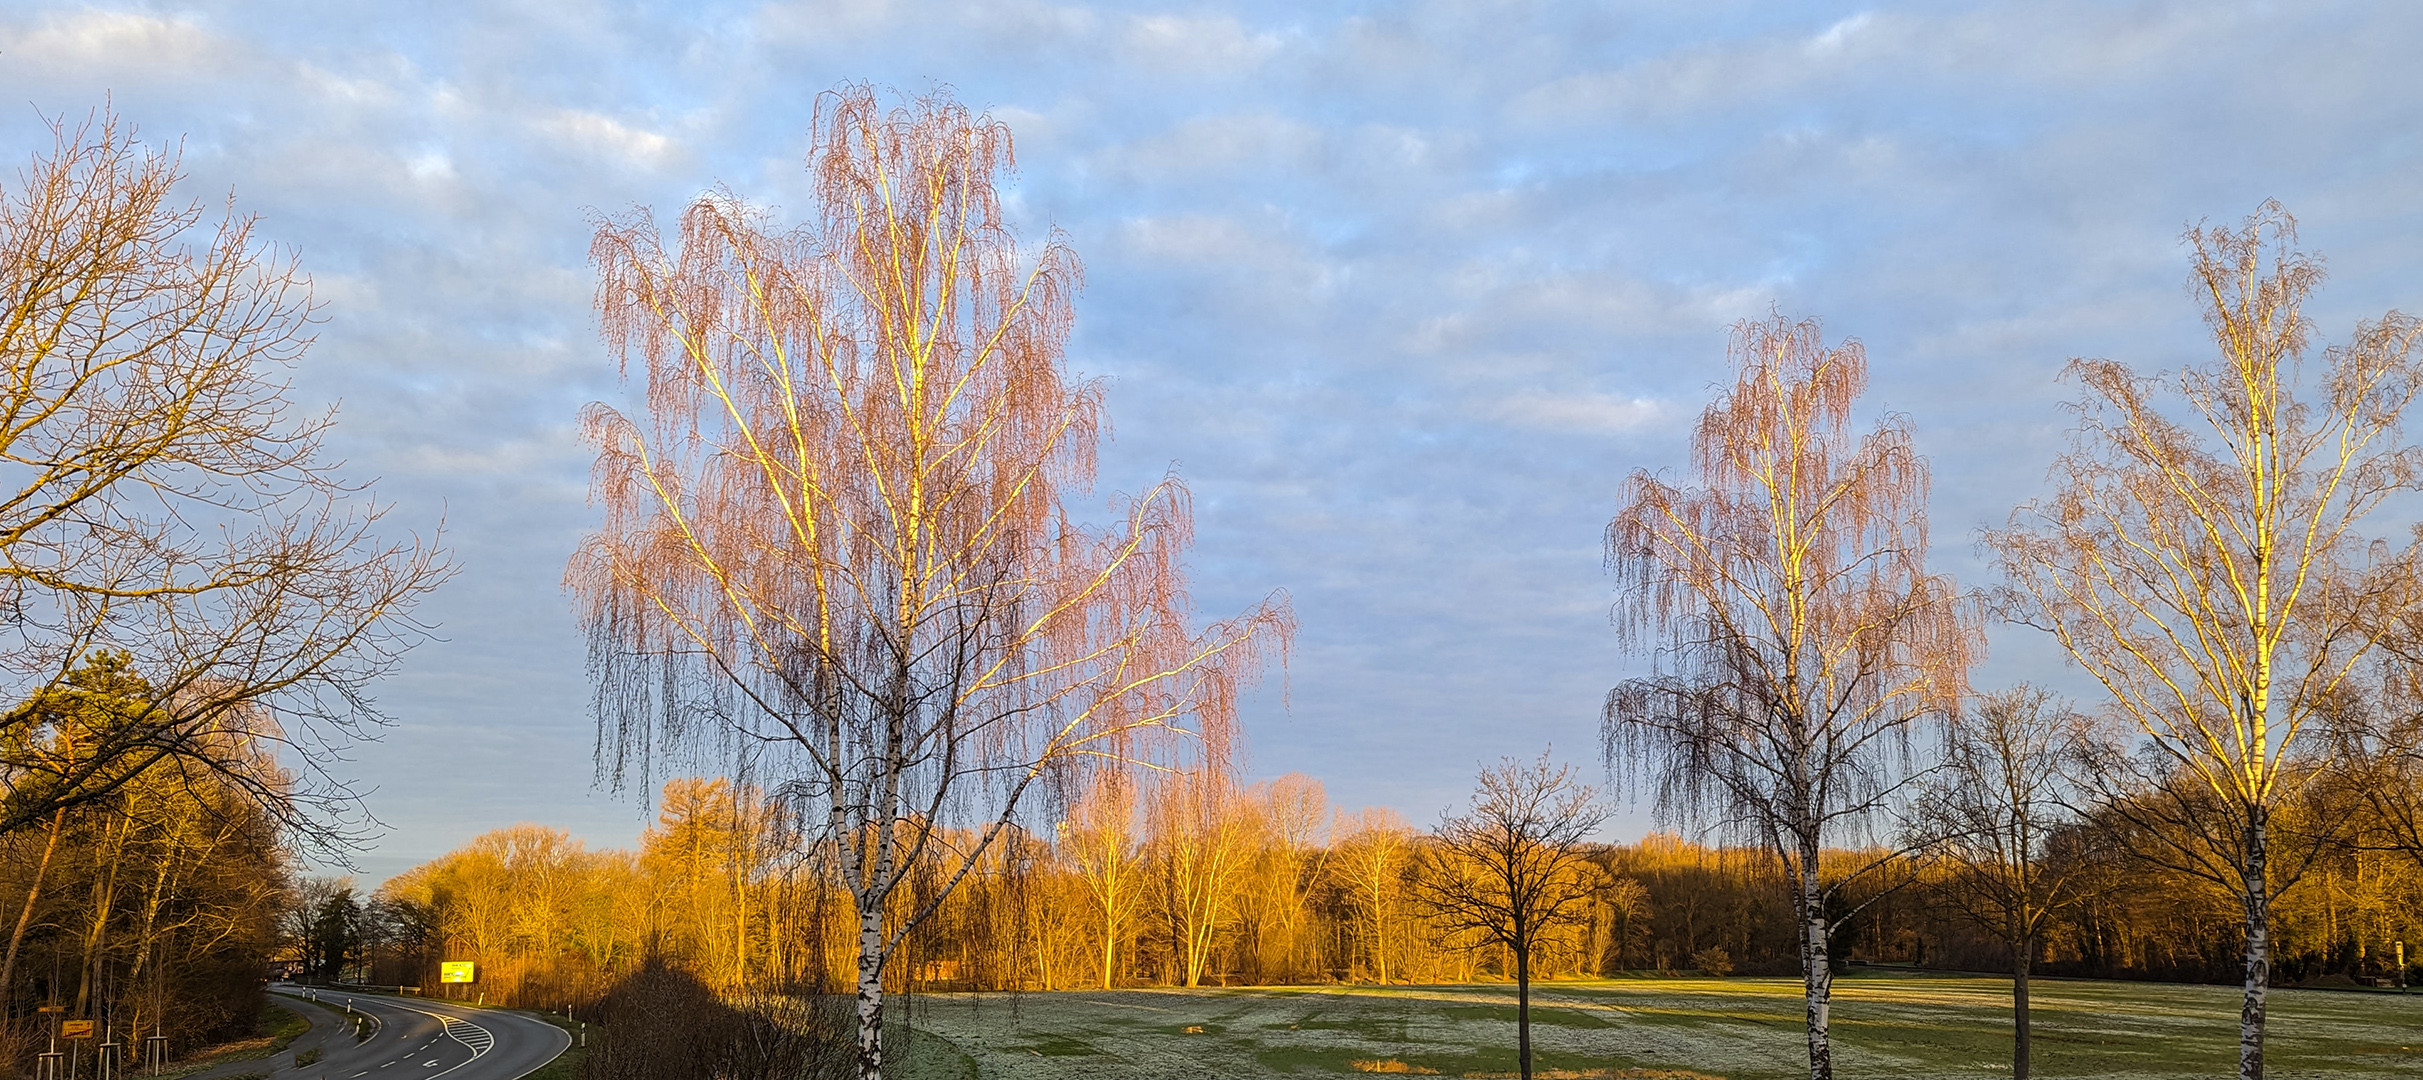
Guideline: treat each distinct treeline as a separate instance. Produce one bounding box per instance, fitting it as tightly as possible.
[333,766,2423,1009]
[0,661,292,1064]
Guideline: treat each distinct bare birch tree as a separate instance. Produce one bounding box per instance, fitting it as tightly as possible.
[1059,771,1144,989]
[1148,768,1256,987]
[1906,686,2099,1080]
[1334,807,1414,984]
[1413,755,1605,1080]
[1988,203,2423,1080]
[572,86,1288,1079]
[0,112,448,847]
[1605,313,1975,1080]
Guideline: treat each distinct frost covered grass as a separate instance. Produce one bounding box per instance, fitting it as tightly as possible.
[899,971,2423,1078]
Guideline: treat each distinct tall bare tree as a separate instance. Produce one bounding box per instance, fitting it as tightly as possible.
[1413,755,1605,1080]
[572,86,1288,1079]
[0,111,448,847]
[1989,203,2423,1080]
[1334,807,1414,984]
[1059,771,1144,989]
[1907,686,2099,1080]
[1148,768,1256,987]
[1605,313,1975,1080]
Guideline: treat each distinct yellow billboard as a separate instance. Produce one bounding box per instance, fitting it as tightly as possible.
[439,961,476,984]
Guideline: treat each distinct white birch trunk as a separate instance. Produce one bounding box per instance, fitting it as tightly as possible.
[2240,809,2269,1080]
[1798,838,1833,1080]
[854,893,885,1080]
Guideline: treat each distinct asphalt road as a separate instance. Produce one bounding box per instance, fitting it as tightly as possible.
[249,985,573,1080]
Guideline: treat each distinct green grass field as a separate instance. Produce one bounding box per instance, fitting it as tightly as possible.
[898,972,2423,1079]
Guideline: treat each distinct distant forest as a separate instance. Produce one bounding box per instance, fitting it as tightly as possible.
[301,768,2423,1009]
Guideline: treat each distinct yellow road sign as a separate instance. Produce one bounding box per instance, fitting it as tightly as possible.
[439,961,475,984]
[59,1020,93,1039]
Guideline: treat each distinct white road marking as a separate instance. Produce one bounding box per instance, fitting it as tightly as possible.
[380,1002,495,1080]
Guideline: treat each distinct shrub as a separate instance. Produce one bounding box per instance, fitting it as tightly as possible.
[296,1048,323,1066]
[1689,947,1734,977]
[577,957,853,1080]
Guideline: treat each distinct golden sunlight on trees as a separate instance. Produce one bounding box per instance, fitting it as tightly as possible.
[358,765,2423,1044]
[1334,807,1415,984]
[571,85,1288,1079]
[0,112,448,846]
[0,653,287,1060]
[1414,756,1605,1080]
[0,109,441,1068]
[1060,772,1144,989]
[1149,769,1257,988]
[1988,203,2423,1080]
[1605,313,1977,1080]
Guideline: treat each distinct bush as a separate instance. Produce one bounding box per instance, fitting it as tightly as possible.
[296,1047,323,1066]
[1689,947,1734,977]
[578,957,853,1080]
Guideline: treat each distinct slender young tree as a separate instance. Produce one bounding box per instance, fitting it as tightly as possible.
[1605,313,1975,1080]
[1413,755,1605,1080]
[1907,687,2099,1080]
[572,86,1287,1079]
[1988,203,2423,1080]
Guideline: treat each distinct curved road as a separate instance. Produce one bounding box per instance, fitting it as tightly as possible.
[242,985,571,1080]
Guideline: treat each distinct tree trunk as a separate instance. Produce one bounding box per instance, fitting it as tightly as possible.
[1372,902,1390,985]
[854,892,885,1080]
[1514,922,1533,1080]
[1798,842,1833,1080]
[2240,807,2269,1080]
[1,810,66,1010]
[2013,931,2032,1080]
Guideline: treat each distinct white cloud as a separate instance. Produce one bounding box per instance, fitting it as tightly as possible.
[406,149,455,182]
[1121,13,1284,75]
[537,108,677,168]
[1806,11,1875,56]
[9,10,225,73]
[1489,392,1664,434]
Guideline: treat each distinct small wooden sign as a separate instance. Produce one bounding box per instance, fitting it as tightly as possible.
[58,1020,94,1039]
[35,1005,64,1014]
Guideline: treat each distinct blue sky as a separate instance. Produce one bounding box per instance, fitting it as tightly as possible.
[5,1,2418,882]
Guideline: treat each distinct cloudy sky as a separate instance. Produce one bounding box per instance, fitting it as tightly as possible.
[4,1,2417,882]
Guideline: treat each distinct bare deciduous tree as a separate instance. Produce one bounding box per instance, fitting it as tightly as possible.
[0,112,448,846]
[1334,807,1414,984]
[1907,687,2099,1080]
[572,86,1288,1079]
[1059,771,1144,990]
[1605,313,1976,1080]
[1414,755,1605,1080]
[1988,203,2423,1080]
[1148,768,1256,987]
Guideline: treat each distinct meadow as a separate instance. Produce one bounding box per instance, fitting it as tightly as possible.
[901,971,2423,1079]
